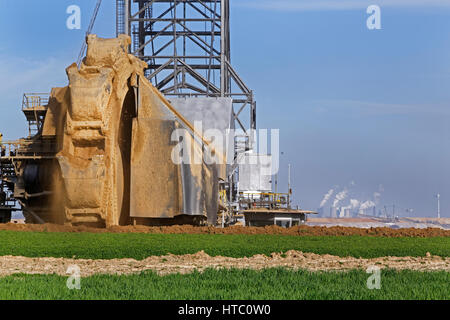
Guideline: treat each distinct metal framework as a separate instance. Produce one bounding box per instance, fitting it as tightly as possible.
[0,144,17,222]
[1,91,55,222]
[0,155,16,220]
[22,93,49,137]
[116,0,256,137]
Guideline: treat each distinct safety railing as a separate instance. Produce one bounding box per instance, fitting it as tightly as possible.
[238,192,291,210]
[22,93,49,111]
[0,139,57,159]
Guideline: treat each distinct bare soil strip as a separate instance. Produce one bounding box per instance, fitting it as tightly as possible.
[1,223,450,237]
[0,251,448,277]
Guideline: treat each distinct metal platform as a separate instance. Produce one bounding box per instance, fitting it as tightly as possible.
[21,93,49,137]
[239,192,318,227]
[1,139,56,160]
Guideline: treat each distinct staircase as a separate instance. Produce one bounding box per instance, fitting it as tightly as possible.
[0,157,16,209]
[22,93,49,137]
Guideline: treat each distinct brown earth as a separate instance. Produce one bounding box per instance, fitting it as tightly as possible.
[0,223,449,237]
[0,251,448,277]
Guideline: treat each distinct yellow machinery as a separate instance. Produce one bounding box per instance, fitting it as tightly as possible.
[0,35,220,227]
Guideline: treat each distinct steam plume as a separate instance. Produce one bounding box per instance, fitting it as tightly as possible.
[332,189,348,207]
[319,189,334,208]
[360,200,376,211]
[350,199,360,209]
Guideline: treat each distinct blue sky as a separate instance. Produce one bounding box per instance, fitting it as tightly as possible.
[1,0,450,217]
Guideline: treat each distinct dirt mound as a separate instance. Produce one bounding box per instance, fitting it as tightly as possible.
[0,223,449,237]
[0,250,448,277]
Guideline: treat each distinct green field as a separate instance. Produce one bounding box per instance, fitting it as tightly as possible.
[0,231,448,259]
[0,269,448,300]
[0,231,448,300]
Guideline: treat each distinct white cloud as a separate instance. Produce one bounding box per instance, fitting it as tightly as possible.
[235,0,450,12]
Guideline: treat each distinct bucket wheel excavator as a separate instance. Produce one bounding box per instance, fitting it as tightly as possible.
[2,35,219,227]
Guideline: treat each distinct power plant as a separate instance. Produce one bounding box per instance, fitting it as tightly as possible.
[0,0,315,227]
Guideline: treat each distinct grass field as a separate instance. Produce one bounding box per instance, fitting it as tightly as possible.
[0,231,448,259]
[0,231,448,300]
[0,269,448,300]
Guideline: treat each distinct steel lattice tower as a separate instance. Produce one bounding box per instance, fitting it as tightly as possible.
[116,0,256,135]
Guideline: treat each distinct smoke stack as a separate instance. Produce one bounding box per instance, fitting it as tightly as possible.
[330,207,337,218]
